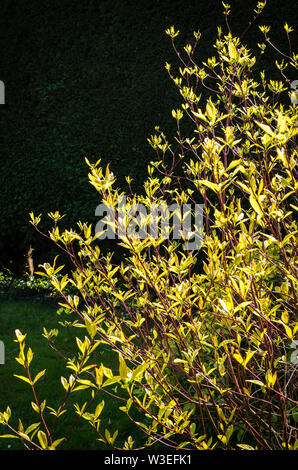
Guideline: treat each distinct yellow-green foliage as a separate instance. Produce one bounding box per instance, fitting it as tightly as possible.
[1,2,297,450]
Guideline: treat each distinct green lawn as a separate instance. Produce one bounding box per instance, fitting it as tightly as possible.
[0,298,143,450]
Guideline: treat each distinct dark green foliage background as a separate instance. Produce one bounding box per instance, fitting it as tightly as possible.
[0,0,295,273]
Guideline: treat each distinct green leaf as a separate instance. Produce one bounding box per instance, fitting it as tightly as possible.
[243,350,257,368]
[86,321,97,339]
[255,121,275,137]
[27,348,34,365]
[228,42,238,60]
[177,441,191,449]
[190,423,196,434]
[105,429,111,443]
[249,194,263,217]
[25,422,40,435]
[119,354,128,380]
[284,324,293,339]
[237,444,255,450]
[102,366,113,379]
[130,362,149,382]
[103,376,121,387]
[15,329,27,343]
[13,374,32,385]
[48,438,65,450]
[197,180,220,193]
[33,369,46,385]
[18,432,30,441]
[191,111,208,122]
[111,430,118,445]
[246,380,265,387]
[233,352,243,365]
[31,402,40,413]
[217,434,227,445]
[94,400,105,419]
[226,424,234,441]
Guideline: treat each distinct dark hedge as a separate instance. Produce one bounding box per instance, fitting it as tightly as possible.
[0,0,295,273]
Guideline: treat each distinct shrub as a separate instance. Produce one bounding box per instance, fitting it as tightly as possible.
[0,270,59,300]
[1,2,297,450]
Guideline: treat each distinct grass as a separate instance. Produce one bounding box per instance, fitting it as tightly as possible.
[0,297,144,450]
